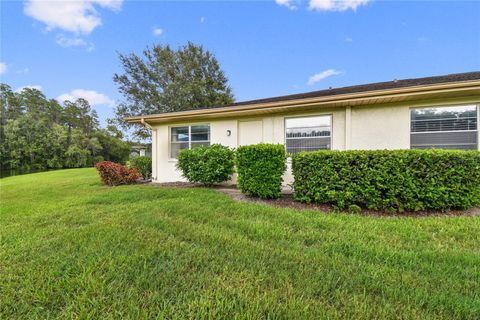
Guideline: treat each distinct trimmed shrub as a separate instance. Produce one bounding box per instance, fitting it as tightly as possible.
[95,161,140,186]
[235,144,286,199]
[129,156,152,179]
[176,144,235,186]
[292,149,480,212]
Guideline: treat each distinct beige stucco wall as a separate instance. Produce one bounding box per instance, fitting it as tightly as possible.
[153,119,239,184]
[151,109,345,184]
[350,104,410,150]
[151,100,479,184]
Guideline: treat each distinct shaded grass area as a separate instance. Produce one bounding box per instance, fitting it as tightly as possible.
[1,168,479,319]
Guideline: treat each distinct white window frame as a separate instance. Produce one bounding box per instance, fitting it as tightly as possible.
[410,104,479,150]
[284,114,332,155]
[169,124,210,159]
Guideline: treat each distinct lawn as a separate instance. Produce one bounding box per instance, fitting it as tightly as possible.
[1,169,479,319]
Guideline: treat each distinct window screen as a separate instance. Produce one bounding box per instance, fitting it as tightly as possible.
[410,105,478,150]
[285,115,331,154]
[170,124,210,158]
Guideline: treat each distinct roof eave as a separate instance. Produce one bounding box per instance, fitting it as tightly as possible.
[125,80,480,124]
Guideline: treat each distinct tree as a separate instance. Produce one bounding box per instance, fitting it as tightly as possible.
[45,123,68,168]
[0,84,132,172]
[93,129,131,163]
[113,42,235,139]
[64,145,89,168]
[63,98,99,135]
[17,88,50,120]
[2,114,56,170]
[0,84,23,124]
[0,84,21,167]
[46,99,64,125]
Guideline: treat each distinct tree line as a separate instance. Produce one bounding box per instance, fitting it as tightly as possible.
[1,42,235,174]
[0,84,131,172]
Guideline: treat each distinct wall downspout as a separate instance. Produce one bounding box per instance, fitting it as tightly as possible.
[141,118,157,182]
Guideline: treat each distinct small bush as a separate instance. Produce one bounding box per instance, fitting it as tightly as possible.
[95,161,140,186]
[235,144,286,199]
[177,144,235,186]
[292,149,480,212]
[129,156,152,179]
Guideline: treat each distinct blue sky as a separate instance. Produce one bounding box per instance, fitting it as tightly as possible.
[1,0,479,126]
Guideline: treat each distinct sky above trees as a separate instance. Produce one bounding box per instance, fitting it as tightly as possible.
[1,0,479,126]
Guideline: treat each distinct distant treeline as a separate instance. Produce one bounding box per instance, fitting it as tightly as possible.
[0,84,131,172]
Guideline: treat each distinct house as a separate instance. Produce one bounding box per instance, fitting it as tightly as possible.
[130,144,151,158]
[126,71,480,184]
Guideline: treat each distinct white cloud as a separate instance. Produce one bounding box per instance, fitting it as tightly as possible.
[56,34,87,47]
[0,62,6,75]
[56,35,95,51]
[94,0,123,11]
[24,0,123,35]
[200,16,205,23]
[15,85,43,93]
[152,27,163,36]
[57,89,114,107]
[345,37,353,42]
[276,0,298,10]
[309,0,370,12]
[307,69,342,85]
[16,67,30,74]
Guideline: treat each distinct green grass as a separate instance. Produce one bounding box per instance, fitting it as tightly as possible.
[1,168,479,319]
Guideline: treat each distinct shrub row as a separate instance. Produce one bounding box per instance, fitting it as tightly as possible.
[176,144,235,186]
[235,144,286,199]
[292,149,480,212]
[177,143,286,199]
[96,161,139,186]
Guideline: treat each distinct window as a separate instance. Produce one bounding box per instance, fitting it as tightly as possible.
[410,105,478,150]
[285,115,331,154]
[170,124,210,158]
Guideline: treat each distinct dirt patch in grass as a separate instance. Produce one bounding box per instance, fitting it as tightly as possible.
[153,182,480,218]
[219,188,480,218]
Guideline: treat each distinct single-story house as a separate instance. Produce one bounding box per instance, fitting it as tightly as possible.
[126,71,480,184]
[130,144,151,158]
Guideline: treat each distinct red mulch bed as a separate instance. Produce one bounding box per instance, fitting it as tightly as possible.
[152,182,480,218]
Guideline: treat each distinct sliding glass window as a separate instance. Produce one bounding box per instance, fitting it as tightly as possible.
[285,115,331,154]
[171,124,210,158]
[410,105,478,150]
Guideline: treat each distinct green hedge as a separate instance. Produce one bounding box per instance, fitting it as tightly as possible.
[129,156,152,179]
[292,149,480,212]
[177,144,235,186]
[236,144,286,199]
